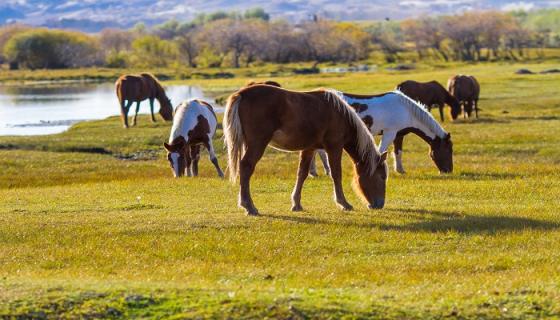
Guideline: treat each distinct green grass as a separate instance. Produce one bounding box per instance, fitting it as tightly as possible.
[1,61,560,318]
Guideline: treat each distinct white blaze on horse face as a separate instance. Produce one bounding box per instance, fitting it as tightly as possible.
[170,152,181,177]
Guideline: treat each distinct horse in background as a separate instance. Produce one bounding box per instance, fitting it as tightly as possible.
[115,73,174,128]
[223,85,388,216]
[311,90,453,175]
[396,80,461,121]
[164,99,224,178]
[447,75,480,118]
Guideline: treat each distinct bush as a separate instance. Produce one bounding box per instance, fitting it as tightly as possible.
[4,29,100,69]
[105,50,128,68]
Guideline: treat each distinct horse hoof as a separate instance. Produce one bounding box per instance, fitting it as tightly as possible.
[246,209,259,216]
[308,172,318,178]
[338,203,353,211]
[291,205,303,212]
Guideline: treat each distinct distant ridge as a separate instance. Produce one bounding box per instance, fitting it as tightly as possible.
[0,0,557,32]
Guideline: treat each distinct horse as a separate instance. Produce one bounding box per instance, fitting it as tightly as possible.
[223,85,388,216]
[311,90,452,175]
[163,99,224,178]
[115,73,174,128]
[245,80,335,178]
[447,75,480,118]
[396,80,461,121]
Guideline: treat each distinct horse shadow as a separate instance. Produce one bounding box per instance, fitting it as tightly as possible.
[263,207,559,234]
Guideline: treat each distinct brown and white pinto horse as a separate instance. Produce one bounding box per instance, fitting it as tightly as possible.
[223,85,388,216]
[447,75,480,118]
[164,99,224,178]
[115,73,174,128]
[396,80,461,121]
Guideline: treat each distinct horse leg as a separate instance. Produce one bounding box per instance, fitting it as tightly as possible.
[149,98,157,122]
[438,103,445,122]
[317,150,330,176]
[190,145,200,177]
[291,149,315,212]
[325,147,352,211]
[185,150,193,177]
[474,99,479,118]
[132,101,141,126]
[393,135,405,174]
[121,100,133,128]
[308,151,319,177]
[239,142,267,216]
[204,139,224,178]
[379,130,397,154]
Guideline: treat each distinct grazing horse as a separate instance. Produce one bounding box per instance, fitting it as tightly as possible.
[115,73,174,128]
[447,75,480,118]
[312,90,452,175]
[164,99,224,178]
[396,80,461,121]
[223,85,388,216]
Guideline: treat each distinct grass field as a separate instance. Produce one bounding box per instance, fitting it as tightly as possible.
[1,62,560,318]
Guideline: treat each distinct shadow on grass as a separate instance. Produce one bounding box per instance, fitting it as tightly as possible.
[417,171,524,181]
[263,208,559,234]
[451,117,510,124]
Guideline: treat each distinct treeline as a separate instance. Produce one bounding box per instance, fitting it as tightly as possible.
[1,8,559,70]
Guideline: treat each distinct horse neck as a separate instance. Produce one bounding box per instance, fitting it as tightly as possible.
[155,86,168,102]
[408,118,439,144]
[343,137,375,172]
[444,91,456,105]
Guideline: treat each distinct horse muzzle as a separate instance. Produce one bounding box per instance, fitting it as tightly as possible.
[368,198,385,210]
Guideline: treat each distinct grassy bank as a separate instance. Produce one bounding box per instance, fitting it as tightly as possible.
[1,63,559,318]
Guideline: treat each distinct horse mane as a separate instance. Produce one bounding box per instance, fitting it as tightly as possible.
[169,100,189,143]
[392,90,448,138]
[323,89,379,175]
[140,73,167,99]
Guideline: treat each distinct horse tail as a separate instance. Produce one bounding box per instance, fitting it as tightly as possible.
[115,78,127,126]
[223,93,244,182]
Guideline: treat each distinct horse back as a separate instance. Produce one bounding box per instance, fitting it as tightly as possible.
[235,85,343,147]
[115,74,153,102]
[398,80,443,105]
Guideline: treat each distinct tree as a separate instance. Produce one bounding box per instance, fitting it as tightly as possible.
[244,8,270,21]
[130,35,177,67]
[402,17,449,61]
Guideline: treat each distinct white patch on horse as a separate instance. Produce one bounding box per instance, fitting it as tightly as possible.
[170,152,181,177]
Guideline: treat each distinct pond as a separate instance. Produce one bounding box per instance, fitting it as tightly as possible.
[0,82,220,136]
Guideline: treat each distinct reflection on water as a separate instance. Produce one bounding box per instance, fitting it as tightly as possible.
[0,82,219,136]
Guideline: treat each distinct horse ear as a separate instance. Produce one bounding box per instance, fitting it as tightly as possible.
[446,133,451,140]
[163,142,172,151]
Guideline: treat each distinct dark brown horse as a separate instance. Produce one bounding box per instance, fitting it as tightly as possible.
[396,80,461,121]
[115,73,174,128]
[447,75,480,118]
[223,85,388,216]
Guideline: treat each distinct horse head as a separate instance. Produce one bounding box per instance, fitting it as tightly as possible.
[430,133,453,173]
[354,151,389,209]
[449,96,461,120]
[164,137,187,178]
[159,97,174,121]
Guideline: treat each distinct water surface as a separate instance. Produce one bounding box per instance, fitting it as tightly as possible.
[0,82,218,136]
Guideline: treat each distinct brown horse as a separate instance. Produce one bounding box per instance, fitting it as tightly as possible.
[115,73,174,128]
[396,80,461,121]
[223,85,388,216]
[447,75,480,118]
